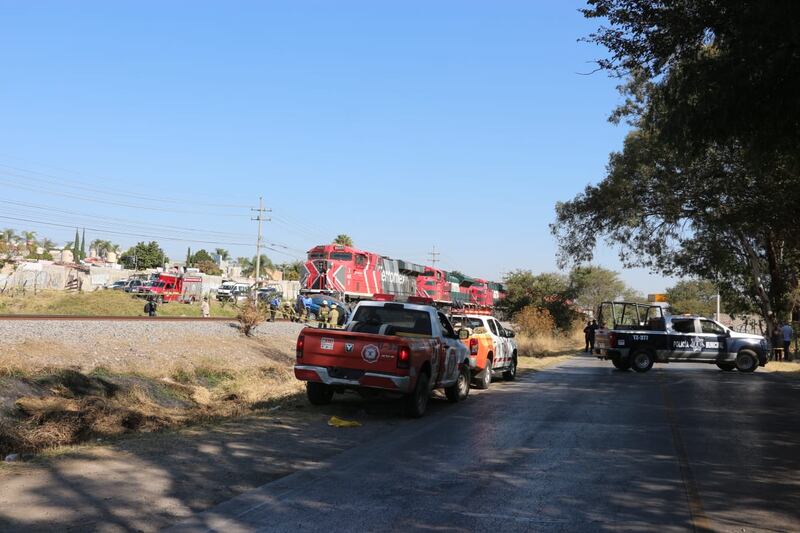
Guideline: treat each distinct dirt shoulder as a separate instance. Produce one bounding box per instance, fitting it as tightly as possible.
[0,353,572,532]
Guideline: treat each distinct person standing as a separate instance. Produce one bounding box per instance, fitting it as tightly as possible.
[583,321,592,353]
[772,327,784,361]
[269,295,281,322]
[781,321,794,361]
[294,294,304,323]
[328,304,340,329]
[144,296,158,317]
[589,320,598,352]
[201,297,210,318]
[318,301,330,328]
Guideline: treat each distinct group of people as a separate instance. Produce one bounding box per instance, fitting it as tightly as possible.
[264,294,343,328]
[143,296,211,317]
[773,321,794,362]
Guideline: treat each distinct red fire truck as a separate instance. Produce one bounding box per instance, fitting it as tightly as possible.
[139,273,203,303]
[300,244,506,309]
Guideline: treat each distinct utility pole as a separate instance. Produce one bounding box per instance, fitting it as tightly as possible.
[428,245,440,268]
[251,196,271,289]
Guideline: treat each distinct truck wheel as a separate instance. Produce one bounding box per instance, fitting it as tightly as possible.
[475,360,492,390]
[631,350,654,373]
[503,355,517,381]
[445,365,470,403]
[404,371,430,418]
[306,382,334,405]
[735,350,758,373]
[716,362,736,371]
[612,357,631,371]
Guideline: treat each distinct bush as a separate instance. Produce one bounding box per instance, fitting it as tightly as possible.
[236,296,264,336]
[514,306,556,337]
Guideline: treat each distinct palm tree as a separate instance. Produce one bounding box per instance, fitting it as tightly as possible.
[333,234,353,246]
[40,238,57,251]
[21,231,37,252]
[214,248,230,260]
[1,228,16,244]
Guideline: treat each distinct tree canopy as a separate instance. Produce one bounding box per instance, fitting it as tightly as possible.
[119,242,168,270]
[554,1,800,328]
[333,234,353,247]
[665,280,720,317]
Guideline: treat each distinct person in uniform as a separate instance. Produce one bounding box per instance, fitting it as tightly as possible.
[328,304,340,329]
[144,296,158,317]
[282,299,295,321]
[201,297,210,318]
[318,301,330,328]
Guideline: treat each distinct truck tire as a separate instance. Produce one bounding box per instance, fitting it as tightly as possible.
[405,371,430,418]
[631,350,654,373]
[735,350,758,373]
[475,358,493,390]
[306,382,334,405]
[716,362,736,371]
[612,356,631,371]
[445,365,470,403]
[503,354,517,381]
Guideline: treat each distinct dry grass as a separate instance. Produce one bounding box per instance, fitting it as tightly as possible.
[515,330,583,357]
[0,290,237,317]
[0,360,304,457]
[763,360,800,378]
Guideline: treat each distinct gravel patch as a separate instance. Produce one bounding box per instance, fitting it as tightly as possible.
[0,320,307,373]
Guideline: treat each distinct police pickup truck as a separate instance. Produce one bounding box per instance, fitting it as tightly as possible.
[594,301,769,373]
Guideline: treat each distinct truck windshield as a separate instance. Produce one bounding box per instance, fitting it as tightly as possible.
[352,306,432,336]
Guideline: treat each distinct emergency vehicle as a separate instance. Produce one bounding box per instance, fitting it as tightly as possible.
[139,273,203,304]
[300,244,507,308]
[295,295,471,417]
[450,310,518,389]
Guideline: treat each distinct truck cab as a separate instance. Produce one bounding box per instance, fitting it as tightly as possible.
[294,297,471,417]
[595,301,768,373]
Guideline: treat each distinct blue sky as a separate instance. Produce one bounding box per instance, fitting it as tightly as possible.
[0,1,673,292]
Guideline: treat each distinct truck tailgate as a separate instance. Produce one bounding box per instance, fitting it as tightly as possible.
[298,328,406,375]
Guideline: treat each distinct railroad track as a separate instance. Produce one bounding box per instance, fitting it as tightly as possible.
[0,314,292,322]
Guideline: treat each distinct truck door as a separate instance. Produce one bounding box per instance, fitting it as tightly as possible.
[437,312,460,385]
[488,319,506,366]
[669,318,700,360]
[698,319,727,361]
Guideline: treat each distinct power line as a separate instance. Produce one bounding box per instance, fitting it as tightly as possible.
[0,160,251,208]
[0,215,255,246]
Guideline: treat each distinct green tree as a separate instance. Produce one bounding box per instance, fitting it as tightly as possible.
[571,1,800,331]
[72,228,80,261]
[195,260,222,276]
[120,241,168,270]
[333,234,353,247]
[185,247,192,267]
[498,270,578,330]
[214,248,230,260]
[240,254,275,279]
[568,266,638,314]
[191,249,214,264]
[79,228,86,260]
[277,261,303,281]
[21,231,37,253]
[666,280,720,317]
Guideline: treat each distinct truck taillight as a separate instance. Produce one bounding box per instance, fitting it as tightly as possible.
[608,332,616,347]
[397,346,410,369]
[469,338,479,355]
[296,335,305,358]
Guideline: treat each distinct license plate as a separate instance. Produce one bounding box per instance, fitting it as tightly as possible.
[321,338,334,350]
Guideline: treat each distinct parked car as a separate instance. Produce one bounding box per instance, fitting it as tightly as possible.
[305,295,349,326]
[294,297,471,417]
[106,279,129,290]
[450,312,518,388]
[216,282,251,302]
[123,279,146,293]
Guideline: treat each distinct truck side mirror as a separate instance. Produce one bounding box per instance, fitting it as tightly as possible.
[458,328,470,340]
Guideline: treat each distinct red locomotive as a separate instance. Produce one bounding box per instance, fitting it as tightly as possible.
[300,244,506,309]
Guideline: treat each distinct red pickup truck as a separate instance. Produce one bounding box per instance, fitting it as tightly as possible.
[294,298,471,417]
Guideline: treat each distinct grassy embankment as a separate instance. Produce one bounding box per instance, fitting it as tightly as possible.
[0,359,303,458]
[0,290,238,317]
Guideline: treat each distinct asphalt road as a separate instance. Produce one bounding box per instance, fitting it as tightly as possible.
[169,356,800,532]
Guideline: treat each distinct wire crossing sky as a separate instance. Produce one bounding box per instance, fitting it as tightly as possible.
[0,1,674,291]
